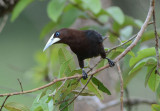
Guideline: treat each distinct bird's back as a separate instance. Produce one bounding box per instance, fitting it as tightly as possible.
[84,30,103,44]
[73,30,104,60]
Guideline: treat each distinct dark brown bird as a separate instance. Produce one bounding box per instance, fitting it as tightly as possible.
[43,28,115,79]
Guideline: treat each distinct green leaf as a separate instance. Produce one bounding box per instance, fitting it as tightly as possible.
[60,80,78,99]
[81,0,101,14]
[54,80,78,105]
[129,47,160,67]
[148,69,160,92]
[141,30,160,42]
[106,6,124,25]
[47,0,66,22]
[145,66,156,87]
[112,16,142,33]
[40,21,56,39]
[120,26,133,39]
[124,57,157,88]
[58,4,84,28]
[4,102,29,111]
[92,77,111,95]
[58,47,76,75]
[123,16,143,28]
[81,79,104,99]
[59,93,74,111]
[98,15,109,24]
[11,0,34,22]
[152,104,160,111]
[31,90,54,111]
[58,57,73,78]
[48,99,54,111]
[70,0,82,4]
[129,57,157,75]
[68,69,82,76]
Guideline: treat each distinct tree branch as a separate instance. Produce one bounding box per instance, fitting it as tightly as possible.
[17,78,23,92]
[106,34,137,54]
[116,62,123,111]
[152,8,160,75]
[97,98,156,111]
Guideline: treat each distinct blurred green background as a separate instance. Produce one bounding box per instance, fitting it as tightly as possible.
[0,1,47,107]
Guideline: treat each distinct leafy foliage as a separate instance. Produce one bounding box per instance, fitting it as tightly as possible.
[124,48,160,91]
[148,68,160,92]
[129,47,159,67]
[92,77,111,95]
[81,79,104,99]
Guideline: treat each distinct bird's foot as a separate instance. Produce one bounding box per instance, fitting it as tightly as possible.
[106,57,115,67]
[82,69,88,80]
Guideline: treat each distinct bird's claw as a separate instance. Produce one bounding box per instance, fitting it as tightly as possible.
[106,58,115,67]
[82,70,88,80]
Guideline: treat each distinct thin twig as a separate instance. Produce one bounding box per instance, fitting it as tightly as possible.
[55,98,73,105]
[152,9,160,75]
[60,75,93,111]
[106,34,137,54]
[97,98,156,111]
[87,60,102,73]
[57,79,67,91]
[116,62,123,111]
[0,0,154,97]
[148,21,154,25]
[17,78,23,92]
[0,75,81,97]
[0,95,10,111]
[0,15,8,33]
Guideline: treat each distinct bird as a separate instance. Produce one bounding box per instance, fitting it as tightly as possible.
[43,28,115,79]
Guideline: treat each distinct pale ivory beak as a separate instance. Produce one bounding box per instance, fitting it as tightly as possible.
[43,33,61,51]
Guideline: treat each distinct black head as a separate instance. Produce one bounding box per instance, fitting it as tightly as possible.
[43,28,74,51]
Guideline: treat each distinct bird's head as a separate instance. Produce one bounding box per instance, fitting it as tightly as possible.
[43,28,70,51]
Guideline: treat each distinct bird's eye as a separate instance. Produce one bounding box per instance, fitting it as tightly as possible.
[55,32,60,37]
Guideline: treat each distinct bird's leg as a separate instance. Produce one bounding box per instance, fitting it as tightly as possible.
[99,44,115,67]
[78,59,88,79]
[106,57,115,67]
[82,68,88,79]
